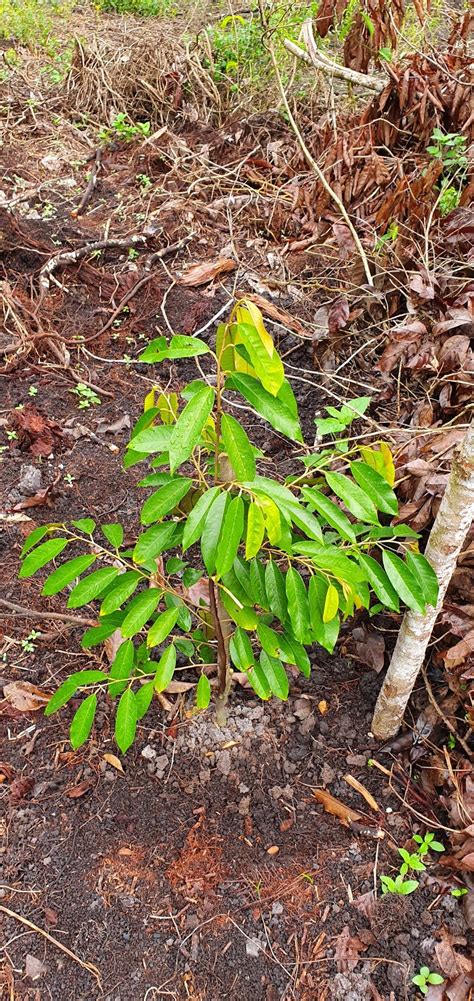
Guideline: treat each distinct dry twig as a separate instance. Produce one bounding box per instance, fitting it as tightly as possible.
[0,905,101,986]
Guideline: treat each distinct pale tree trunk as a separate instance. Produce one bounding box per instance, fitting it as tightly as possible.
[372,418,474,739]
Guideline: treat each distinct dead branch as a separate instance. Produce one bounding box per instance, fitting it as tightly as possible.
[72,148,102,217]
[38,235,149,296]
[284,21,384,94]
[0,598,95,627]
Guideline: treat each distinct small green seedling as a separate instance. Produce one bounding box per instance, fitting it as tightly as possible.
[128,248,139,261]
[6,429,18,441]
[99,113,151,145]
[28,385,38,397]
[412,967,444,995]
[398,848,426,875]
[413,832,445,856]
[21,629,41,653]
[137,173,152,192]
[64,473,75,487]
[451,887,468,898]
[380,873,419,895]
[71,383,101,409]
[427,128,468,171]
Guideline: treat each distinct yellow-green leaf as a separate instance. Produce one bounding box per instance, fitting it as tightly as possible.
[323,583,339,622]
[245,502,265,559]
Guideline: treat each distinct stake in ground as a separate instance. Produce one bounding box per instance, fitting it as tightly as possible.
[18,300,438,753]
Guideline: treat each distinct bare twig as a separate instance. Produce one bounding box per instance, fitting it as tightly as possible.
[420,663,472,758]
[0,599,95,627]
[0,905,101,986]
[72,148,102,217]
[38,235,149,297]
[284,22,384,93]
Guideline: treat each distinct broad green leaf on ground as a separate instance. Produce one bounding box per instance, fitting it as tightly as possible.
[140,477,192,525]
[357,554,399,611]
[286,567,311,643]
[405,551,439,607]
[350,461,398,515]
[168,385,215,473]
[182,486,221,551]
[20,538,70,578]
[101,523,124,548]
[325,471,379,525]
[147,607,180,647]
[70,694,97,750]
[100,571,142,615]
[133,522,177,565]
[382,551,426,613]
[229,627,254,670]
[216,495,244,577]
[265,561,287,623]
[259,651,289,700]
[221,413,256,481]
[153,644,176,692]
[196,673,211,709]
[200,491,229,574]
[115,689,137,753]
[302,487,356,542]
[226,373,303,442]
[108,639,135,697]
[67,567,119,608]
[42,554,96,596]
[121,588,162,638]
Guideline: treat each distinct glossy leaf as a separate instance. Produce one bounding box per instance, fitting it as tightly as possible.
[42,554,96,596]
[121,588,162,638]
[100,571,142,615]
[108,639,134,697]
[229,627,254,670]
[168,385,215,473]
[246,661,271,700]
[221,413,256,481]
[405,551,439,607]
[308,575,340,653]
[220,588,258,629]
[20,538,69,579]
[350,461,398,515]
[133,522,177,565]
[226,373,303,442]
[358,554,399,611]
[254,494,281,545]
[196,673,211,709]
[70,694,97,750]
[283,632,311,677]
[147,607,180,648]
[257,621,282,658]
[382,551,426,613]
[182,486,221,551]
[101,523,124,548]
[249,558,268,609]
[140,477,192,526]
[115,689,137,753]
[325,471,379,525]
[67,566,119,608]
[265,561,287,623]
[139,334,210,363]
[286,567,311,643]
[259,651,289,700]
[21,524,57,557]
[235,321,285,396]
[44,678,78,716]
[72,518,96,534]
[216,495,244,577]
[323,583,339,622]
[200,491,228,574]
[153,644,176,692]
[81,614,124,648]
[129,425,173,454]
[302,487,356,543]
[135,680,155,719]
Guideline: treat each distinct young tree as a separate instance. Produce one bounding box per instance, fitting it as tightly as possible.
[372,418,474,739]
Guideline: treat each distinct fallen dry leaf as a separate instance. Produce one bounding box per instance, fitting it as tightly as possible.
[0,761,15,783]
[9,775,34,801]
[318,700,329,715]
[66,779,93,799]
[237,292,307,338]
[313,788,362,827]
[43,906,58,926]
[118,847,134,856]
[104,628,126,662]
[328,296,350,335]
[3,681,50,712]
[434,926,470,979]
[266,845,280,856]
[343,774,380,813]
[177,257,235,287]
[103,753,124,772]
[335,925,371,973]
[353,889,376,922]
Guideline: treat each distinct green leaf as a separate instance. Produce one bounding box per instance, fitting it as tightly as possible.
[20,538,69,578]
[70,694,97,750]
[249,558,268,608]
[221,413,256,481]
[286,567,311,643]
[257,621,283,658]
[139,334,210,363]
[323,583,339,622]
[226,373,303,442]
[259,651,289,700]
[72,518,96,534]
[100,571,142,615]
[182,486,221,551]
[427,974,444,985]
[140,477,193,525]
[135,680,155,719]
[308,576,340,653]
[246,661,271,700]
[350,461,398,516]
[168,385,215,473]
[325,471,379,525]
[121,588,162,638]
[282,633,311,677]
[133,522,177,565]
[220,588,258,629]
[248,477,322,542]
[405,551,439,607]
[229,627,254,670]
[201,491,228,574]
[302,487,356,543]
[68,669,109,684]
[129,425,173,454]
[153,644,176,692]
[382,551,426,613]
[216,495,244,578]
[108,639,134,697]
[147,607,180,648]
[295,544,366,586]
[101,523,124,548]
[235,321,285,396]
[399,879,419,895]
[42,554,96,596]
[81,614,124,648]
[232,556,253,601]
[265,561,287,623]
[44,678,78,716]
[196,674,211,709]
[358,554,400,611]
[21,524,58,557]
[67,566,119,608]
[115,689,137,753]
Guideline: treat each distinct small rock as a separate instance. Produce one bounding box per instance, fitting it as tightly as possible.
[270,785,284,801]
[141,745,157,761]
[321,763,336,786]
[155,754,169,774]
[238,796,250,816]
[216,750,231,776]
[25,955,46,981]
[245,937,263,957]
[271,901,284,915]
[18,464,42,496]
